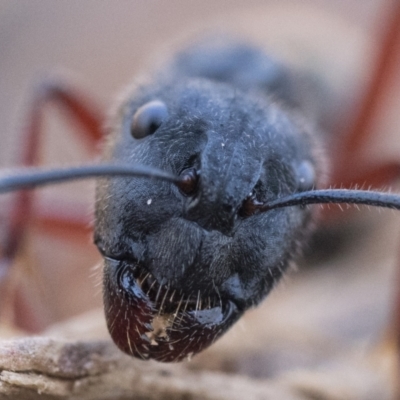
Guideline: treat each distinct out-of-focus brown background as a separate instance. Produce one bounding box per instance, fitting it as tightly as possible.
[1,0,400,362]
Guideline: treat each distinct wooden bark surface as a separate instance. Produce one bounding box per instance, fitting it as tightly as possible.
[0,332,395,400]
[0,336,305,400]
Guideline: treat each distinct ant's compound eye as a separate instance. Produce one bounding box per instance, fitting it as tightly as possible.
[296,160,315,192]
[177,168,199,196]
[130,100,168,139]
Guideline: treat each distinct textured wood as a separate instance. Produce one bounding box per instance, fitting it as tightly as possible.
[0,337,305,400]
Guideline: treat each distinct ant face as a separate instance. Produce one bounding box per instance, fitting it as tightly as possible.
[95,78,321,361]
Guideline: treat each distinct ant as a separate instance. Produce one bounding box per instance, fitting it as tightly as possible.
[1,1,400,370]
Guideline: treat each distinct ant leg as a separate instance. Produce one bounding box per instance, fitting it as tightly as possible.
[322,1,400,222]
[331,0,400,186]
[20,80,105,239]
[0,79,104,331]
[319,3,400,377]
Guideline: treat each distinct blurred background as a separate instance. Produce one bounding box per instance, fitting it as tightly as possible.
[0,0,400,389]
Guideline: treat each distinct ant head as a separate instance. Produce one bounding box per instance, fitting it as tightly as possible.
[94,78,324,361]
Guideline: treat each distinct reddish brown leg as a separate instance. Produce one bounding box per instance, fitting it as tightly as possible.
[325,0,400,387]
[331,0,400,186]
[0,79,104,330]
[321,0,400,223]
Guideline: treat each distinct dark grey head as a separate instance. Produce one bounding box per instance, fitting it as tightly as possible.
[95,77,322,361]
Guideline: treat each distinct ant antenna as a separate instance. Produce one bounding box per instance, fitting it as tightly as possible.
[0,164,180,193]
[260,189,400,212]
[2,167,400,214]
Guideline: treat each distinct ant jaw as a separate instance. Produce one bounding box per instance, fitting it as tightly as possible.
[102,256,241,362]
